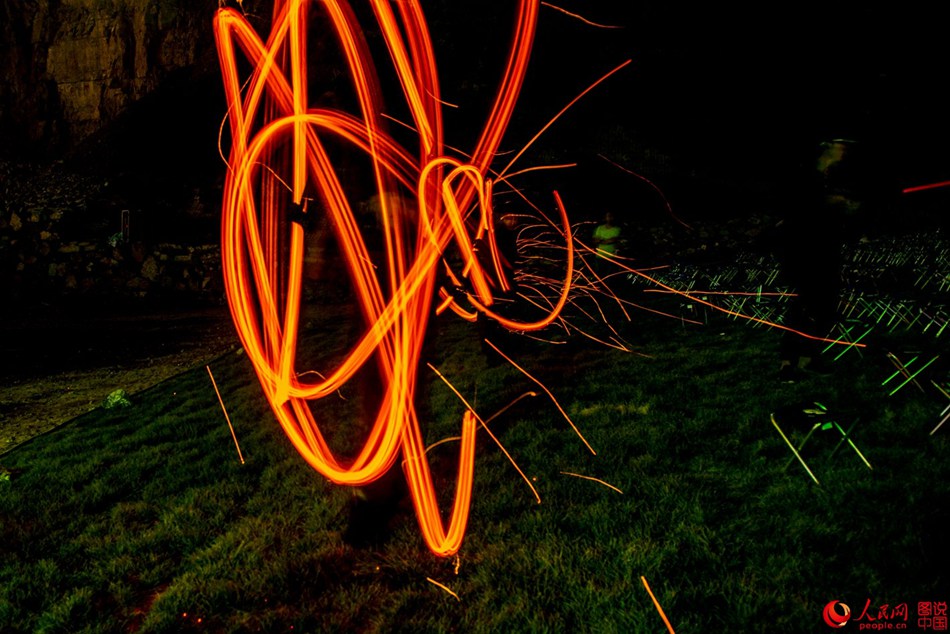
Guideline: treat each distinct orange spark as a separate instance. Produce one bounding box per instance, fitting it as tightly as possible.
[598,153,692,230]
[427,363,541,505]
[593,249,864,348]
[426,576,461,601]
[641,575,677,633]
[560,471,623,494]
[540,2,623,29]
[207,365,245,464]
[483,339,595,455]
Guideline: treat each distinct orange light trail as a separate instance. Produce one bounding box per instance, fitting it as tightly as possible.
[641,575,677,633]
[206,365,245,464]
[214,0,807,560]
[213,0,586,556]
[643,289,796,297]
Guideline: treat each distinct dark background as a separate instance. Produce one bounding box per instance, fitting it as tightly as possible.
[3,1,949,243]
[518,2,950,225]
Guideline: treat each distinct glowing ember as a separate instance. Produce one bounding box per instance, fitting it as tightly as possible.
[213,0,578,556]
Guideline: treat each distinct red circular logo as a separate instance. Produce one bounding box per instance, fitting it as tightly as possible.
[823,600,851,628]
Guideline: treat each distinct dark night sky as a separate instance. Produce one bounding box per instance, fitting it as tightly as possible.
[491,2,950,206]
[29,2,948,229]
[339,1,941,226]
[535,2,950,170]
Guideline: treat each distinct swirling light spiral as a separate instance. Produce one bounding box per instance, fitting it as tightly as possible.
[213,0,577,556]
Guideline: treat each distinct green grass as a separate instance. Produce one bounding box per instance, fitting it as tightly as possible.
[1,298,948,633]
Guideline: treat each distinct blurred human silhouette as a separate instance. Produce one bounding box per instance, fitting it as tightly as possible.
[777,138,864,381]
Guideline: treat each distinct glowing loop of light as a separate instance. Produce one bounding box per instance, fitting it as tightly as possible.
[214,0,572,556]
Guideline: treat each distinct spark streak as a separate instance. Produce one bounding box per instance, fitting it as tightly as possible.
[598,250,865,348]
[426,576,461,601]
[540,2,623,29]
[598,153,691,230]
[207,365,245,464]
[641,575,677,634]
[559,471,623,494]
[427,362,541,505]
[483,338,595,455]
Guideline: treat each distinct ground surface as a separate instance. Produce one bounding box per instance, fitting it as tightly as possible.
[0,299,239,455]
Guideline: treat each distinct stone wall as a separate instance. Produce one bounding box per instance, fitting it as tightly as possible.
[0,0,272,156]
[1,222,224,303]
[2,229,224,303]
[1,160,223,302]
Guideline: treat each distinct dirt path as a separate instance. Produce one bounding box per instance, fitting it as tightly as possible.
[0,300,239,455]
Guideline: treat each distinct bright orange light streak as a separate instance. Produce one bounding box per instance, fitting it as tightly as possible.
[423,392,538,454]
[424,436,462,455]
[469,191,575,332]
[641,576,677,634]
[500,163,578,180]
[484,391,539,424]
[621,300,703,326]
[571,325,634,352]
[574,245,631,321]
[435,294,455,315]
[497,60,631,180]
[207,365,246,464]
[215,0,586,556]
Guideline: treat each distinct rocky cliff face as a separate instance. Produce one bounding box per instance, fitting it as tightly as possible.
[0,1,247,303]
[1,0,227,157]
